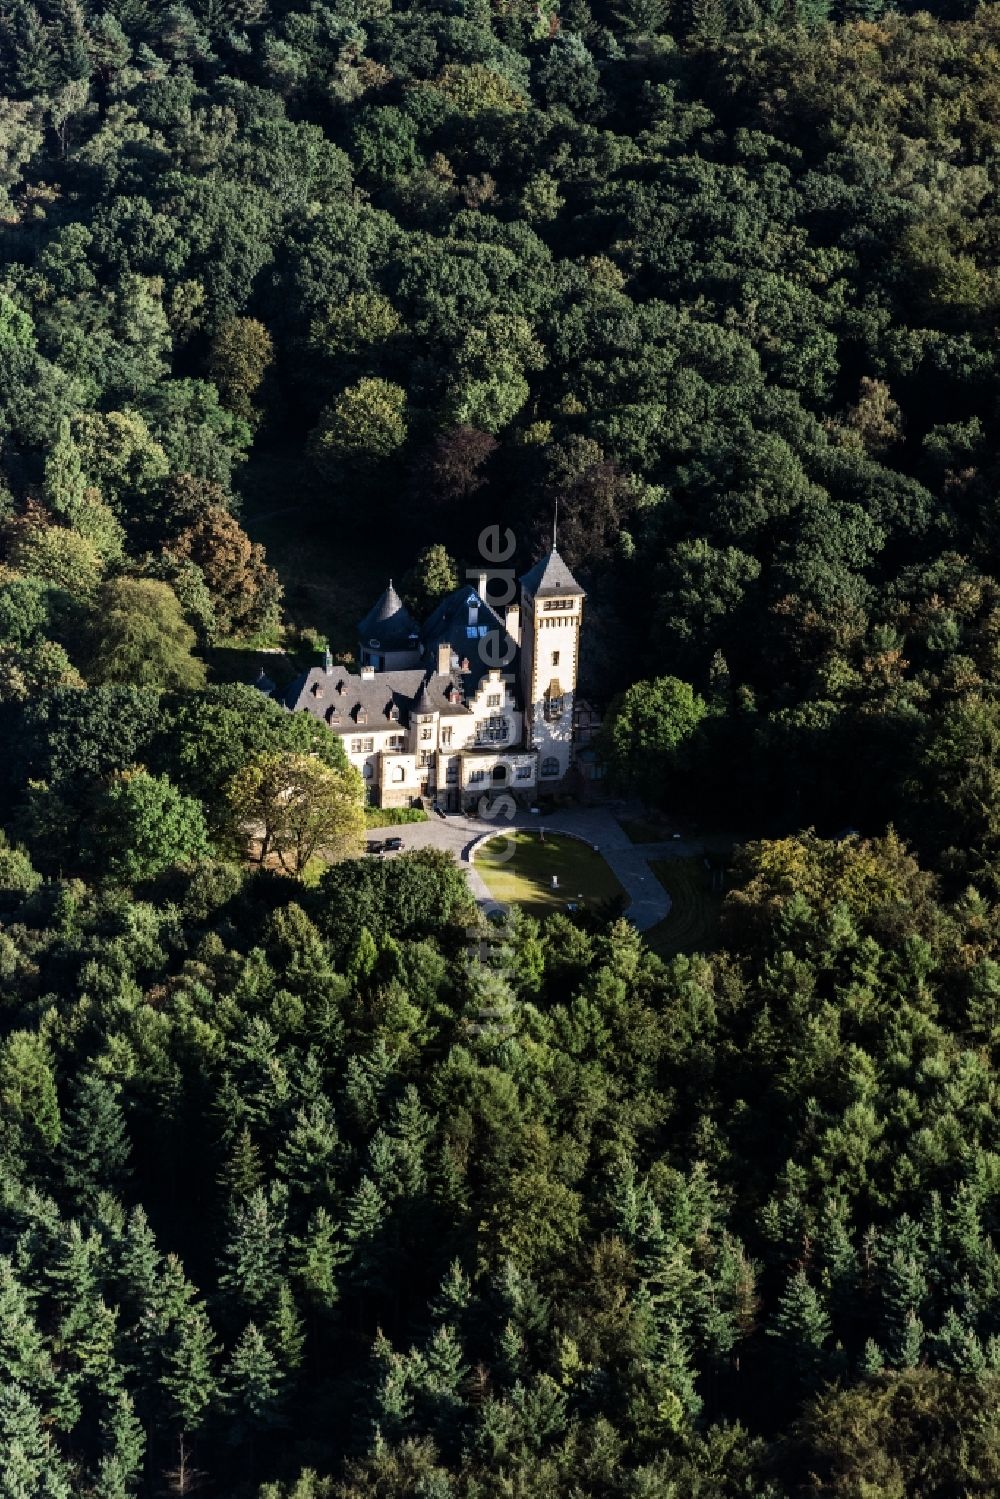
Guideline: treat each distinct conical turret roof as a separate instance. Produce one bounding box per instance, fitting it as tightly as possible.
[413,676,434,714]
[357,581,420,650]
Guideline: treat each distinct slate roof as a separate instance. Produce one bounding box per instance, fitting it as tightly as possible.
[518,547,585,599]
[292,552,568,733]
[356,581,421,651]
[284,665,474,733]
[419,584,517,694]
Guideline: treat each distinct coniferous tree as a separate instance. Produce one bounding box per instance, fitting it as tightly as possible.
[159,1304,219,1438]
[344,1176,389,1295]
[266,1282,305,1380]
[93,1389,145,1499]
[218,1187,287,1316]
[289,1207,347,1315]
[766,1269,832,1394]
[0,1258,53,1398]
[0,1382,72,1498]
[224,1323,284,1445]
[59,1070,130,1208]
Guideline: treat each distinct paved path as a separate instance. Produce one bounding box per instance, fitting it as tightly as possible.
[370,803,702,932]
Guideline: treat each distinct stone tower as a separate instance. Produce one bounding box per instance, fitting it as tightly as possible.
[517,548,585,784]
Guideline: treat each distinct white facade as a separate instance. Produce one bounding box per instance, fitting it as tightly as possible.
[284,549,585,811]
[519,583,584,784]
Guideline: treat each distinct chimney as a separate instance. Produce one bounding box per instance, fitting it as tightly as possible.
[437,641,452,676]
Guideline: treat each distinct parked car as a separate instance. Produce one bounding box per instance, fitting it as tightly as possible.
[365,840,385,855]
[383,836,403,851]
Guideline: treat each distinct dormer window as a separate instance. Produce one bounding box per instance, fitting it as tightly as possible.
[356,706,368,725]
[311,682,324,697]
[336,679,346,694]
[388,702,400,721]
[326,707,340,724]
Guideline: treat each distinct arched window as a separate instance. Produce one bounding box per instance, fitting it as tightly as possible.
[392,765,405,783]
[492,764,506,783]
[541,757,560,778]
[362,762,373,779]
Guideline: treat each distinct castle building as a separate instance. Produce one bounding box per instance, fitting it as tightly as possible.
[282,548,585,812]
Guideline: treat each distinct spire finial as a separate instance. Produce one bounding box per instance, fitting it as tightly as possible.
[552,499,558,551]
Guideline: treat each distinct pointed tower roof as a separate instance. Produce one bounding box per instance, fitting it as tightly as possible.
[518,547,585,599]
[357,580,420,650]
[413,676,434,714]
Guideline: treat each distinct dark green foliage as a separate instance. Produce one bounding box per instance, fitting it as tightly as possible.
[1,0,1000,1494]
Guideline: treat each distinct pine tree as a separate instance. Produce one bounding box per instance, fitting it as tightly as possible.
[68,1297,122,1400]
[421,1323,467,1444]
[219,1126,263,1203]
[766,1269,832,1391]
[881,1249,928,1369]
[49,0,88,82]
[224,1323,284,1442]
[3,2,57,95]
[275,1103,339,1214]
[932,1308,987,1375]
[430,1261,471,1325]
[652,1318,703,1425]
[344,1176,389,1294]
[945,1181,988,1276]
[607,1159,643,1243]
[59,1070,130,1208]
[389,1085,434,1200]
[342,1041,393,1130]
[218,1187,286,1315]
[160,1303,219,1435]
[44,1221,100,1341]
[899,1310,924,1370]
[816,1198,860,1332]
[289,1207,347,1313]
[0,1382,72,1498]
[0,1256,54,1398]
[368,1330,415,1443]
[267,1281,305,1377]
[701,1234,757,1363]
[94,1388,145,1499]
[116,1207,160,1320]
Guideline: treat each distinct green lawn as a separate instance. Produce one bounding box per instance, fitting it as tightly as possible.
[644,856,725,958]
[476,832,625,918]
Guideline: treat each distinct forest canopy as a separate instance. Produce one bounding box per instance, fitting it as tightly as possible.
[0,0,999,1493]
